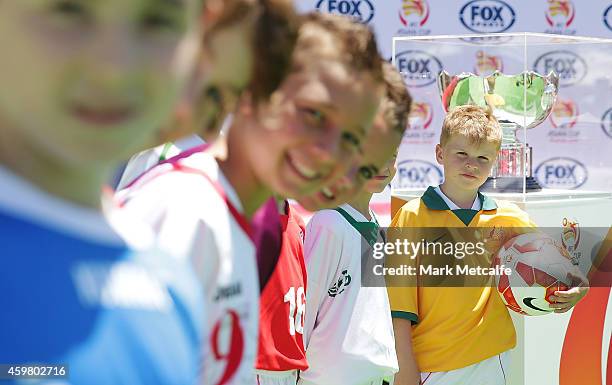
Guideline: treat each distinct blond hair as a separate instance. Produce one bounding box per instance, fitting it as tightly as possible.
[440,105,502,148]
[380,61,411,135]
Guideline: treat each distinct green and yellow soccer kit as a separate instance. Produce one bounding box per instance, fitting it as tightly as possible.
[387,186,536,373]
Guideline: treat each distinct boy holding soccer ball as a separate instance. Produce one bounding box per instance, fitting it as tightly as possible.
[389,106,588,385]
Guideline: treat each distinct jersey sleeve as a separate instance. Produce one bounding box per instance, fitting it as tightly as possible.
[387,205,419,324]
[116,147,166,191]
[302,211,344,348]
[118,169,221,295]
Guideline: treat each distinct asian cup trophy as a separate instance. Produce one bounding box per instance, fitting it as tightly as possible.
[438,70,559,192]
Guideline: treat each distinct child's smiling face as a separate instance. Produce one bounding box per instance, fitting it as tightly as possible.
[0,0,202,166]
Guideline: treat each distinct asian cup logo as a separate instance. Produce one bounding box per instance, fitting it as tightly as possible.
[546,0,575,28]
[545,0,576,34]
[561,217,581,265]
[404,101,435,144]
[474,50,503,75]
[398,0,431,35]
[459,0,516,33]
[550,99,578,129]
[409,102,433,129]
[601,107,612,139]
[316,0,375,24]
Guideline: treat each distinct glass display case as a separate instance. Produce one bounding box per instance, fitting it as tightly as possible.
[390,33,612,385]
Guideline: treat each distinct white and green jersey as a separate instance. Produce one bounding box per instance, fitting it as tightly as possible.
[116,135,205,191]
[301,204,398,385]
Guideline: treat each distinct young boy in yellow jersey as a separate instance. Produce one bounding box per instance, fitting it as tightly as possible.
[389,105,588,385]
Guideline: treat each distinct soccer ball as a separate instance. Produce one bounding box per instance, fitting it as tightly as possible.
[493,232,583,316]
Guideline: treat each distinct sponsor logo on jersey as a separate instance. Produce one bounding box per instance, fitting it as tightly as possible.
[534,157,588,189]
[474,50,503,75]
[397,0,431,35]
[328,270,351,297]
[394,50,443,88]
[561,217,581,265]
[403,101,436,144]
[395,159,444,189]
[544,0,576,34]
[459,0,516,33]
[533,50,587,87]
[213,282,242,302]
[316,0,375,23]
[601,107,612,139]
[605,5,612,31]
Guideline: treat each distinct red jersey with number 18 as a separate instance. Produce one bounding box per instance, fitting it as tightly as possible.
[255,202,308,380]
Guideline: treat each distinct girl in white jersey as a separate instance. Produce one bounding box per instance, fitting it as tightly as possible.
[118,13,386,385]
[301,64,411,385]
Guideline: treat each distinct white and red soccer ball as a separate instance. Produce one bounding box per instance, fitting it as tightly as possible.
[493,232,584,316]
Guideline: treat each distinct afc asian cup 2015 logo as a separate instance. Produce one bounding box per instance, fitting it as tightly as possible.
[403,101,435,144]
[315,0,375,24]
[474,50,503,76]
[550,99,579,129]
[561,217,581,265]
[544,0,577,34]
[548,99,580,143]
[398,0,431,31]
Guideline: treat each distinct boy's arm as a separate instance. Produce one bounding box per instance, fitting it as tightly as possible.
[392,318,421,385]
[387,205,421,385]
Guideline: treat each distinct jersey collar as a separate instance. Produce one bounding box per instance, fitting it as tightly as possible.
[421,186,497,211]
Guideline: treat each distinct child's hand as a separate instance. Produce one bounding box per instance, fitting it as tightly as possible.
[549,273,589,313]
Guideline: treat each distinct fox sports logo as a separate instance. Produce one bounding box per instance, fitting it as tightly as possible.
[316,0,375,23]
[602,108,612,139]
[534,157,588,189]
[394,50,443,88]
[533,51,587,87]
[395,160,444,189]
[459,0,516,33]
[605,5,612,31]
